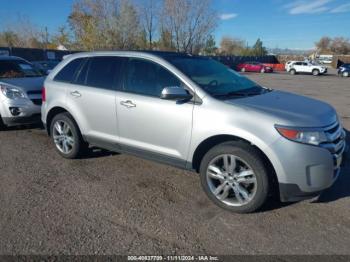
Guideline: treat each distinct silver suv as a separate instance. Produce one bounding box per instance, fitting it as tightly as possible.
[42,51,346,213]
[0,56,44,129]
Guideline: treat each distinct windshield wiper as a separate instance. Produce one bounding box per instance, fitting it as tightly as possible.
[214,91,261,98]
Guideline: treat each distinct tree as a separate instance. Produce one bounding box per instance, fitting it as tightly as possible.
[68,0,103,50]
[315,36,332,52]
[330,37,350,55]
[156,29,174,51]
[314,36,350,55]
[51,26,72,49]
[0,31,20,47]
[219,37,245,55]
[138,0,159,49]
[116,0,142,49]
[0,15,45,48]
[251,38,267,56]
[202,35,217,55]
[68,0,143,50]
[162,0,217,54]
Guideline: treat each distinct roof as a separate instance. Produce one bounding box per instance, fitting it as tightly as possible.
[63,50,194,61]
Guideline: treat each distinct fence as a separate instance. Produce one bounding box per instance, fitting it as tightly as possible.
[209,55,286,71]
[0,47,79,61]
[0,47,290,70]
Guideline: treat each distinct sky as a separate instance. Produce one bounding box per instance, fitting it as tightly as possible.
[0,0,349,49]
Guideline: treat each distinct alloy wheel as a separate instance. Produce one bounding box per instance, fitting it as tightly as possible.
[206,154,257,207]
[52,120,75,154]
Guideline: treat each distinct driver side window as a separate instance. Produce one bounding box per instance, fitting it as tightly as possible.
[124,58,182,97]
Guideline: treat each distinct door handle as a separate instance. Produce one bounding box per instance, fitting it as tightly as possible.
[70,91,81,97]
[120,100,136,108]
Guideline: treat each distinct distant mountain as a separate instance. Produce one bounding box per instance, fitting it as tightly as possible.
[267,48,314,56]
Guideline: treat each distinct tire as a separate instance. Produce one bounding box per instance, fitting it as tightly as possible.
[199,141,270,213]
[343,71,349,77]
[50,112,88,159]
[241,67,246,72]
[260,68,265,73]
[0,116,6,131]
[290,69,296,75]
[312,69,320,76]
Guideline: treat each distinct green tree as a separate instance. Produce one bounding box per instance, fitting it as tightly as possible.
[202,35,217,55]
[219,37,245,55]
[251,38,267,56]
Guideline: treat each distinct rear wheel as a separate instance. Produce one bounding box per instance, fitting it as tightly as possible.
[260,68,265,73]
[343,71,349,77]
[290,69,296,75]
[312,69,320,76]
[50,112,88,159]
[241,67,246,72]
[199,141,270,213]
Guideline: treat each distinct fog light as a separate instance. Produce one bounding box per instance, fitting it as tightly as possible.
[9,107,21,116]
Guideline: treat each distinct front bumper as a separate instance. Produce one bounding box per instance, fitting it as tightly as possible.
[270,124,346,202]
[0,97,41,126]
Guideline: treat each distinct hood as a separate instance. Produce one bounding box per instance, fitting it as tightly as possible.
[226,90,337,127]
[0,77,45,92]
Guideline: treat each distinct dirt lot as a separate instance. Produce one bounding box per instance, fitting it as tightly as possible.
[0,71,349,255]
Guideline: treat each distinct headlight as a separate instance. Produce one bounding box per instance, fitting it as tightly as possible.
[276,126,328,145]
[0,85,25,99]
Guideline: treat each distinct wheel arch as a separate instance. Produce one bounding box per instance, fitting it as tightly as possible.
[46,106,74,136]
[191,134,279,194]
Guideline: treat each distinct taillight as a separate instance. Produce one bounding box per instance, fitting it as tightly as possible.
[42,87,46,102]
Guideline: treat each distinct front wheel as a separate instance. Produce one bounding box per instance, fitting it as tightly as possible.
[312,69,320,76]
[290,69,296,75]
[343,71,349,77]
[199,141,269,213]
[241,67,246,72]
[50,112,88,159]
[260,68,265,73]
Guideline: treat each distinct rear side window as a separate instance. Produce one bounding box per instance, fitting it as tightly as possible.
[83,56,124,90]
[54,58,84,83]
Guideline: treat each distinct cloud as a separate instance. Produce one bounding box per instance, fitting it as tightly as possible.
[330,3,350,13]
[219,13,238,20]
[285,0,333,15]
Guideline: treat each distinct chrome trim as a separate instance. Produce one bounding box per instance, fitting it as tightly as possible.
[320,120,346,170]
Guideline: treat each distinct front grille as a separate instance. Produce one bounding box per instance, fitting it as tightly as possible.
[31,99,42,106]
[320,121,346,169]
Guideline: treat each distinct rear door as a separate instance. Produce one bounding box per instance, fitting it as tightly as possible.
[115,57,194,165]
[65,56,125,143]
[292,62,303,72]
[301,62,312,73]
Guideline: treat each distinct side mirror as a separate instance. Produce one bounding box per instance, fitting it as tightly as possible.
[160,86,193,101]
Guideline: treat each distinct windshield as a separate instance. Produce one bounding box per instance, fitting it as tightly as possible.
[166,56,267,98]
[0,60,43,78]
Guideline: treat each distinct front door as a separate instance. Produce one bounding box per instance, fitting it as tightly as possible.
[116,57,194,166]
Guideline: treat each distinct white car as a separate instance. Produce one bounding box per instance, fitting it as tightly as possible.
[285,61,298,71]
[288,62,327,76]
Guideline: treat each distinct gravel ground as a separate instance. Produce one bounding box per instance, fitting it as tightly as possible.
[0,70,349,255]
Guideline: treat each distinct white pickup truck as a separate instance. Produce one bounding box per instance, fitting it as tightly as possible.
[288,61,327,76]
